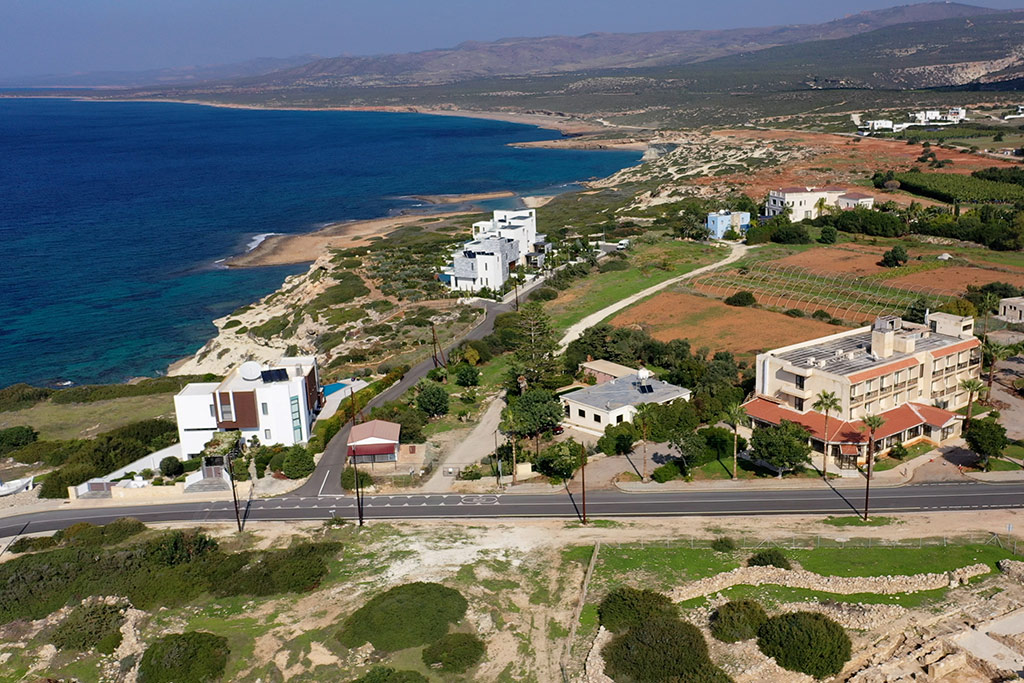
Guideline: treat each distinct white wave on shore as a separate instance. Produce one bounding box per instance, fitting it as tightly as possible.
[247,232,281,251]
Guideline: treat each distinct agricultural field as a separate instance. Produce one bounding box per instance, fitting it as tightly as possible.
[3,517,1022,683]
[609,291,845,360]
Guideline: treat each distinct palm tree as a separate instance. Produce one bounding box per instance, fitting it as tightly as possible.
[812,390,841,480]
[980,292,1000,337]
[959,378,985,428]
[983,340,1011,399]
[860,414,885,522]
[634,403,657,482]
[722,402,749,481]
[814,196,828,219]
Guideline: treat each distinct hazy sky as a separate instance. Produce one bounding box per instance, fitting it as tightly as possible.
[3,0,1023,78]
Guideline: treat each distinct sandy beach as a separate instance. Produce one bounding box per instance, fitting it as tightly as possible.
[409,190,515,205]
[224,211,472,268]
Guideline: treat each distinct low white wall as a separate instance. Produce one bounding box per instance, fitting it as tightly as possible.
[103,443,183,482]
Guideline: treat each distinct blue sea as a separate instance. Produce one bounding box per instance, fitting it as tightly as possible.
[0,98,639,388]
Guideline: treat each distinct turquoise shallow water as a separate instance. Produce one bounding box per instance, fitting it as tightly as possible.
[0,98,640,387]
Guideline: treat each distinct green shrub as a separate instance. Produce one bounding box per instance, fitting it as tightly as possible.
[282,445,315,479]
[250,315,290,339]
[210,542,340,596]
[0,425,38,456]
[784,308,805,318]
[146,530,219,566]
[338,582,468,651]
[51,602,125,653]
[421,633,485,673]
[341,467,374,491]
[724,291,756,307]
[0,383,53,412]
[599,259,630,273]
[530,287,558,301]
[889,442,909,460]
[603,617,732,683]
[9,535,58,553]
[138,631,230,683]
[710,600,768,643]
[748,549,791,569]
[56,518,147,548]
[711,537,737,552]
[651,460,682,483]
[350,667,428,683]
[160,456,184,477]
[268,449,288,473]
[598,587,676,634]
[757,612,851,678]
[8,439,77,466]
[455,363,480,387]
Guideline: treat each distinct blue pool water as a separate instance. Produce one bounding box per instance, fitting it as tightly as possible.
[0,98,640,387]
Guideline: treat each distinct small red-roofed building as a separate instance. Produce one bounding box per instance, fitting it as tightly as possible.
[347,420,401,464]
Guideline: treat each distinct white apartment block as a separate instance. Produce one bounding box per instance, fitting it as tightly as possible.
[174,356,323,456]
[441,209,551,293]
[765,187,875,220]
[744,314,979,466]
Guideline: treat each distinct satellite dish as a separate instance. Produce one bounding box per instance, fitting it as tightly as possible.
[240,361,262,381]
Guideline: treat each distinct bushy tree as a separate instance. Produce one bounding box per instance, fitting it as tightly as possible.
[710,600,768,642]
[603,617,731,683]
[598,587,677,633]
[282,445,315,479]
[748,548,791,569]
[770,224,812,244]
[341,467,374,491]
[338,582,467,651]
[750,421,811,475]
[505,389,562,454]
[454,363,479,387]
[159,456,184,478]
[757,612,851,678]
[370,401,428,443]
[818,226,838,244]
[668,431,708,474]
[965,420,1008,470]
[938,298,978,317]
[534,440,581,482]
[597,422,640,456]
[416,382,449,417]
[879,244,909,268]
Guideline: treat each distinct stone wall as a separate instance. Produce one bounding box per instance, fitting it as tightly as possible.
[998,559,1024,584]
[669,563,990,602]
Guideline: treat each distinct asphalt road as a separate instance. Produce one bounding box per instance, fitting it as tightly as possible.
[294,298,512,497]
[3,482,1022,540]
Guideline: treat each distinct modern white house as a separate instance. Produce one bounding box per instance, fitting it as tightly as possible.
[440,209,551,292]
[706,210,751,239]
[911,108,967,124]
[765,187,875,220]
[560,368,691,435]
[864,119,894,131]
[173,356,323,456]
[998,297,1024,323]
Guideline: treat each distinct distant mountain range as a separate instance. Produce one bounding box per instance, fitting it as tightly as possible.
[236,2,1008,88]
[1,55,320,88]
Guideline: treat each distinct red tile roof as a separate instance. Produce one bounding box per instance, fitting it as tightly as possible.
[930,338,980,358]
[742,397,957,445]
[847,357,919,384]
[348,419,401,444]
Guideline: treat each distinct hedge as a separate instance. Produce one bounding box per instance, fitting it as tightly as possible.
[138,631,230,683]
[421,633,485,673]
[338,582,467,651]
[757,612,851,679]
[710,600,768,643]
[598,587,677,634]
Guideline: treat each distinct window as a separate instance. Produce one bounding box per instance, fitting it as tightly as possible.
[594,414,601,424]
[290,396,303,442]
[264,429,271,440]
[209,404,216,418]
[794,398,804,411]
[794,375,805,390]
[221,403,233,422]
[616,415,624,424]
[261,402,269,416]
[578,408,585,418]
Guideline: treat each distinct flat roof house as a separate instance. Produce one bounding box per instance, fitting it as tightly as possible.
[765,187,874,220]
[440,210,549,293]
[998,297,1024,324]
[561,369,691,435]
[744,313,979,468]
[174,356,322,457]
[580,359,637,385]
[706,211,751,240]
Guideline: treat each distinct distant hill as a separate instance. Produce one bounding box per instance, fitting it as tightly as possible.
[1,55,320,88]
[237,2,1003,87]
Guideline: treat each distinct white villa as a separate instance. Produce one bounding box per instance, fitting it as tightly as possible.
[440,209,551,293]
[173,356,323,456]
[560,368,691,435]
[765,187,875,220]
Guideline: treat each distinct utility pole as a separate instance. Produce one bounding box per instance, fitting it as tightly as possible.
[349,392,365,526]
[226,438,243,532]
[580,443,588,525]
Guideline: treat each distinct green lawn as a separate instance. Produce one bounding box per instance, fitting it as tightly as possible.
[593,545,741,591]
[822,516,895,527]
[677,583,947,610]
[545,240,720,331]
[0,393,176,440]
[987,457,1023,472]
[789,544,1015,577]
[1004,444,1024,461]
